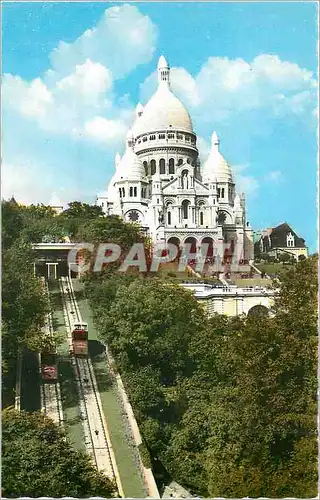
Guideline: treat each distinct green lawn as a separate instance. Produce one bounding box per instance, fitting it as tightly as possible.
[254,262,292,279]
[48,280,85,451]
[72,279,147,498]
[157,261,191,280]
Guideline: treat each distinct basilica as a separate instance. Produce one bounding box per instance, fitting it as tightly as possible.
[96,56,254,260]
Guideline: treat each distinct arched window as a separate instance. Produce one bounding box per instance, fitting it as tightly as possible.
[134,187,137,197]
[143,161,148,176]
[150,159,156,175]
[122,188,125,197]
[182,200,190,219]
[159,158,165,174]
[167,211,171,225]
[187,158,191,164]
[200,212,204,225]
[178,158,183,166]
[130,187,133,197]
[169,158,175,174]
[119,188,122,198]
[221,188,225,198]
[159,133,165,139]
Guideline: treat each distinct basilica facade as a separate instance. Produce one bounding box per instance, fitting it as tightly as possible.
[96,56,253,260]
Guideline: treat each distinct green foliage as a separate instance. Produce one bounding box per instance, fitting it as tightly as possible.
[85,256,317,497]
[61,201,104,219]
[2,241,49,348]
[2,200,24,249]
[278,252,291,263]
[138,442,152,469]
[75,214,145,247]
[100,279,205,382]
[2,409,115,497]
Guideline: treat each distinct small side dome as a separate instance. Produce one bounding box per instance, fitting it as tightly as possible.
[202,131,233,183]
[116,133,146,181]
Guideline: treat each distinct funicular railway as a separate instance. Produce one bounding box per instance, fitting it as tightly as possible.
[59,276,122,494]
[40,279,64,425]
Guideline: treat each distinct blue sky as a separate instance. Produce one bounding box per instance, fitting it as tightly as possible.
[2,2,318,251]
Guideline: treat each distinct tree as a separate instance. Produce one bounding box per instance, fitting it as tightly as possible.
[83,237,317,497]
[100,279,206,383]
[279,252,290,263]
[60,201,104,220]
[203,256,317,497]
[2,200,24,249]
[2,241,49,349]
[23,203,56,220]
[75,214,145,248]
[20,217,68,244]
[2,409,115,497]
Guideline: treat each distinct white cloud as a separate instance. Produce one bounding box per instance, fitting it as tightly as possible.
[3,4,158,141]
[48,4,158,80]
[233,165,260,196]
[2,158,93,206]
[140,54,317,124]
[196,136,211,163]
[84,117,127,143]
[2,75,53,118]
[56,59,113,101]
[265,170,283,183]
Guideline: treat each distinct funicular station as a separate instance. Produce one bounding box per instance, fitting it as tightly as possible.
[33,242,78,279]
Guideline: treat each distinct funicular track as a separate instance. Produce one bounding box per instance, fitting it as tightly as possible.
[59,276,122,495]
[40,278,64,425]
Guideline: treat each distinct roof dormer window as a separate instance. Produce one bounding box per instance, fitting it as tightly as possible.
[287,232,295,247]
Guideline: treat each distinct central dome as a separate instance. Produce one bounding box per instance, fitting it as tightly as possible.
[133,56,193,137]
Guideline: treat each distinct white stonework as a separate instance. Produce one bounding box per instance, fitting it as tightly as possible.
[97,56,254,260]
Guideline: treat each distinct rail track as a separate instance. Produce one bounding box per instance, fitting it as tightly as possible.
[41,382,63,425]
[59,276,122,494]
[40,279,64,426]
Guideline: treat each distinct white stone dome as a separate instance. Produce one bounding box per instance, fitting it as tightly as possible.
[133,56,193,137]
[117,131,147,181]
[202,132,233,183]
